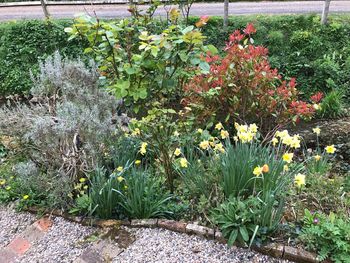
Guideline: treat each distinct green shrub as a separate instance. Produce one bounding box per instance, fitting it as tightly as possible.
[299,209,350,262]
[212,196,261,246]
[0,20,85,96]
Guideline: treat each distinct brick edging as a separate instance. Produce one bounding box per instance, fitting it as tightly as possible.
[26,206,320,263]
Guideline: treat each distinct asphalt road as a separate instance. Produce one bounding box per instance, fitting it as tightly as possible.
[0,1,349,21]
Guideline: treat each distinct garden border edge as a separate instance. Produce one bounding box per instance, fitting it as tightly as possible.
[25,206,320,263]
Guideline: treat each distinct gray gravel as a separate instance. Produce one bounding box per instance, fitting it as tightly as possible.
[16,217,94,263]
[115,228,289,263]
[1,205,290,262]
[0,204,36,247]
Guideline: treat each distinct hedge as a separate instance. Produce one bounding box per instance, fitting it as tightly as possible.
[0,15,350,97]
[0,20,85,96]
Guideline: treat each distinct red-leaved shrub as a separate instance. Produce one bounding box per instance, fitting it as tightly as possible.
[182,23,315,130]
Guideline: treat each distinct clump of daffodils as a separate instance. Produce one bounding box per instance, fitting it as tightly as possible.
[274,130,301,149]
[234,123,258,143]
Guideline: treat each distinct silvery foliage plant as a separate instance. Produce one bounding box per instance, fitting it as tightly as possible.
[0,51,124,178]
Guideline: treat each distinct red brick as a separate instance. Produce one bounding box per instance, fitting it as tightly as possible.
[7,237,31,255]
[0,248,17,262]
[34,217,53,232]
[158,220,187,233]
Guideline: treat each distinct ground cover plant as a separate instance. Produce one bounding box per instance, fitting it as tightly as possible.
[0,6,349,262]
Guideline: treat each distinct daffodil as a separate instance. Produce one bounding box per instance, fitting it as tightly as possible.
[174,148,181,157]
[116,166,123,172]
[197,128,203,134]
[294,173,306,187]
[312,127,321,135]
[249,123,258,133]
[135,160,141,165]
[282,152,294,163]
[271,137,278,146]
[0,179,6,185]
[275,130,289,139]
[214,143,225,153]
[290,135,301,149]
[283,165,289,172]
[233,136,238,142]
[79,178,86,183]
[314,155,321,161]
[117,176,124,182]
[253,166,263,177]
[180,158,188,168]
[313,104,321,111]
[131,128,141,136]
[325,145,336,154]
[215,122,224,130]
[220,130,229,139]
[124,185,128,190]
[23,195,29,200]
[5,186,11,191]
[140,142,148,155]
[173,131,180,137]
[199,140,210,150]
[262,164,269,173]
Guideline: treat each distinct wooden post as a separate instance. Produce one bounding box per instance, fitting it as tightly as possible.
[223,0,229,30]
[40,0,50,19]
[321,0,331,25]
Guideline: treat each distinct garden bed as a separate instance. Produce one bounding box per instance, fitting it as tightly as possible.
[0,6,349,263]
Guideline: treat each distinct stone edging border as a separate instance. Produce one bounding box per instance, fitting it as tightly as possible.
[26,206,320,263]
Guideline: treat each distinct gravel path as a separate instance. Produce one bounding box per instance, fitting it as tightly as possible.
[16,217,94,263]
[1,204,290,262]
[0,204,36,247]
[116,228,289,263]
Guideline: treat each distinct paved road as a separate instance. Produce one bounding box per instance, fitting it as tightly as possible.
[0,1,349,21]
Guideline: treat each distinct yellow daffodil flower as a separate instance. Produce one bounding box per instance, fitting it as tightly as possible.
[140,142,148,155]
[5,186,11,191]
[325,145,336,154]
[180,158,188,168]
[197,128,203,134]
[313,104,321,111]
[220,130,229,139]
[214,143,225,153]
[314,155,321,161]
[117,166,123,172]
[294,173,306,187]
[173,131,180,137]
[131,128,141,136]
[117,176,124,182]
[283,165,289,172]
[215,122,224,130]
[199,140,210,150]
[79,178,86,183]
[0,179,6,185]
[174,148,181,157]
[312,127,321,135]
[282,152,294,163]
[249,123,258,133]
[23,195,29,200]
[253,166,263,177]
[271,137,279,146]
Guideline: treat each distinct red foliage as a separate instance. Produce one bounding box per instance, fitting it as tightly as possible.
[310,92,324,103]
[182,24,315,130]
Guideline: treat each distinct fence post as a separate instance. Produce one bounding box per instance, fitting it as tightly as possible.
[40,0,50,19]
